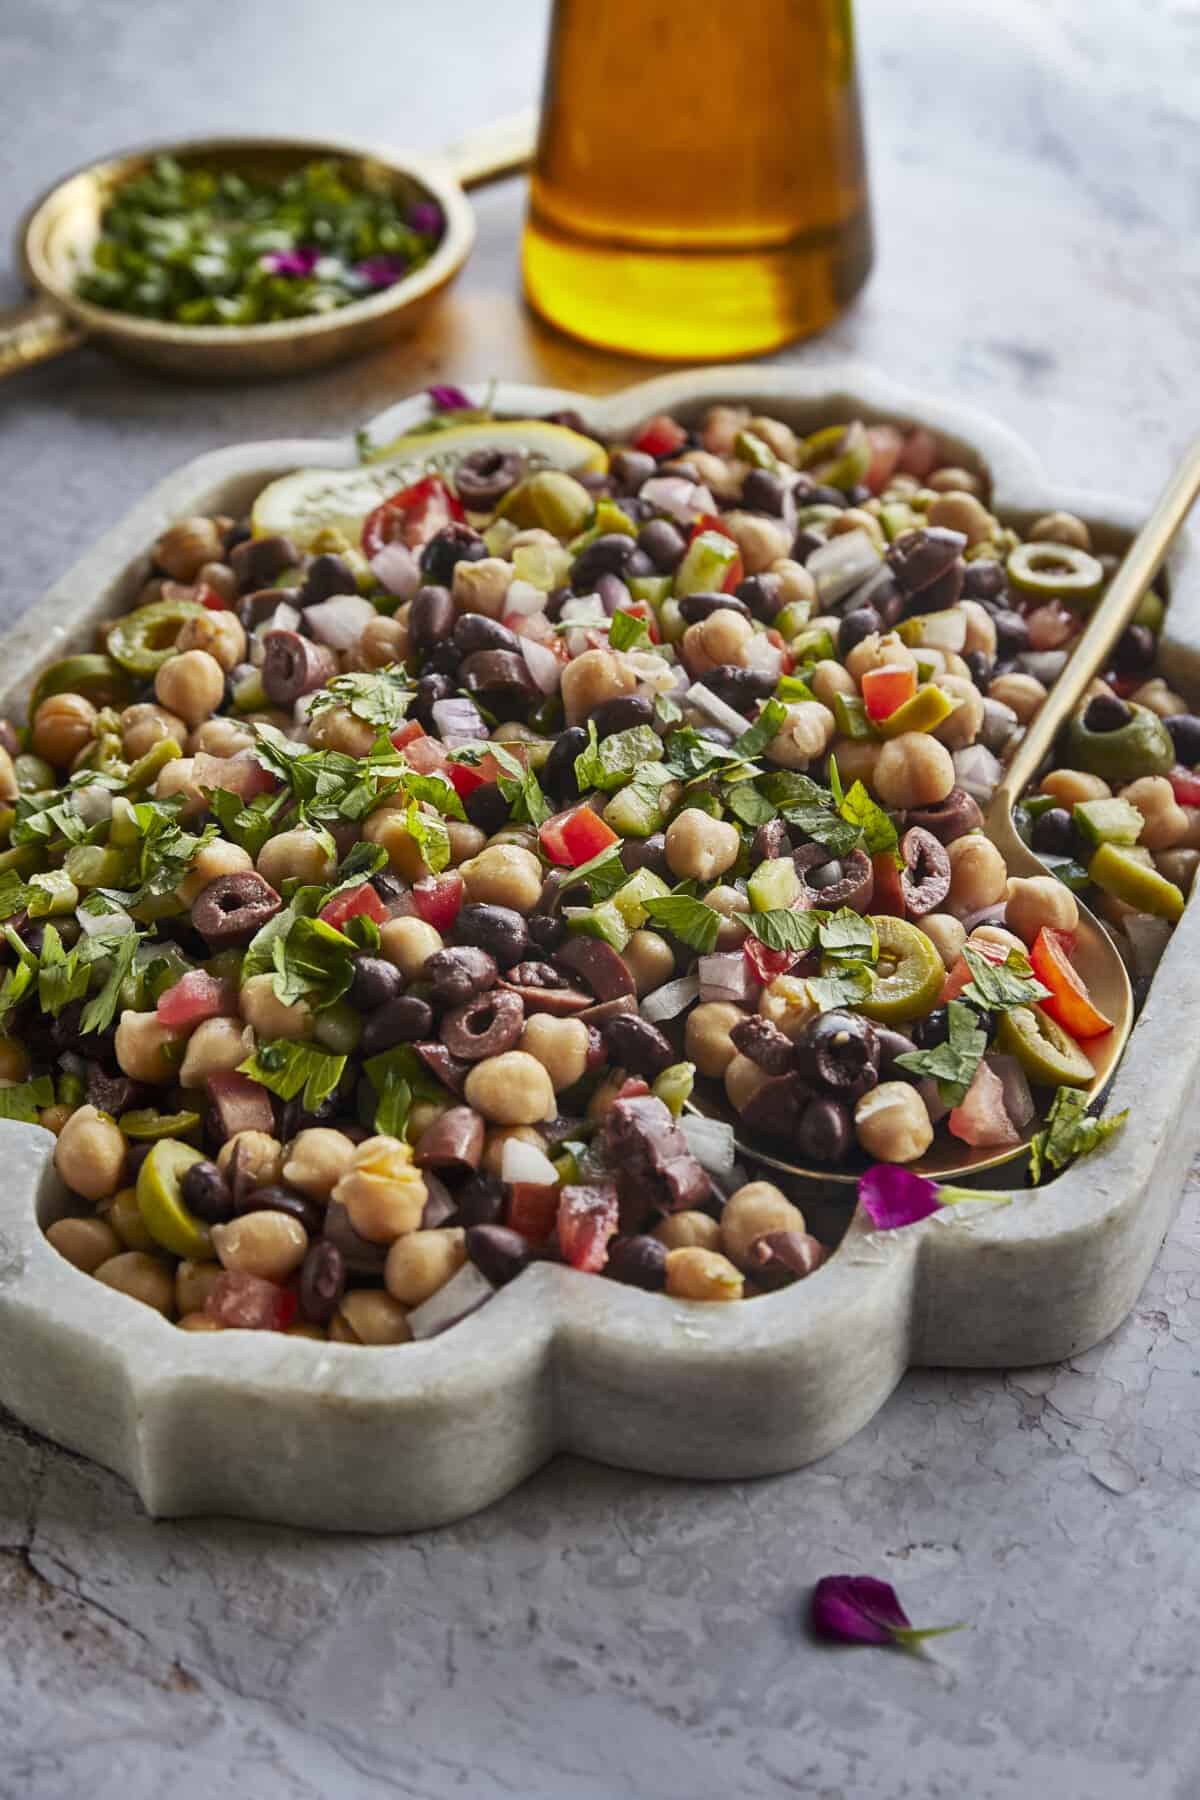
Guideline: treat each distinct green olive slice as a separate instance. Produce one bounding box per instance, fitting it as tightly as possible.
[1006,541,1104,601]
[136,1137,210,1260]
[1089,841,1185,921]
[107,597,207,676]
[28,653,138,719]
[995,1005,1094,1087]
[858,916,945,1024]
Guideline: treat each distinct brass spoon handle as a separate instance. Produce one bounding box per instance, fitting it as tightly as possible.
[0,296,86,379]
[1001,435,1200,801]
[446,107,537,191]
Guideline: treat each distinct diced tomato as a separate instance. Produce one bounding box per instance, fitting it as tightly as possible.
[870,851,907,918]
[156,970,237,1031]
[319,883,389,931]
[940,937,1007,1003]
[197,583,230,612]
[411,873,464,931]
[615,1077,651,1101]
[556,1183,620,1273]
[1025,602,1078,652]
[539,802,619,867]
[618,599,660,643]
[1029,926,1113,1039]
[948,1059,1020,1148]
[447,761,488,799]
[401,734,451,776]
[389,718,425,751]
[205,1272,297,1332]
[743,937,800,985]
[634,414,689,459]
[361,474,465,557]
[861,662,917,721]
[1168,765,1200,807]
[897,426,940,480]
[1105,671,1142,699]
[863,424,904,495]
[507,1182,561,1246]
[688,514,744,593]
[762,627,794,676]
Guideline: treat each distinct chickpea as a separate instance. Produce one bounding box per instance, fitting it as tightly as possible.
[831,736,882,788]
[680,610,752,679]
[747,415,800,466]
[873,732,955,809]
[655,1210,722,1252]
[1115,776,1186,852]
[684,449,746,502]
[464,1052,556,1126]
[705,883,750,948]
[921,912,967,971]
[664,809,740,882]
[854,1082,933,1165]
[384,1227,466,1307]
[927,490,994,545]
[460,843,543,914]
[177,837,253,906]
[153,516,224,581]
[960,601,998,660]
[257,827,335,890]
[120,702,187,763]
[942,651,973,683]
[1156,848,1199,893]
[114,1009,184,1084]
[174,1258,223,1316]
[664,1246,744,1302]
[154,649,225,728]
[828,508,885,551]
[927,466,984,498]
[809,659,858,709]
[46,1215,122,1274]
[724,1050,769,1113]
[363,802,431,881]
[844,631,916,684]
[239,973,314,1042]
[718,510,793,574]
[1179,808,1200,850]
[519,1015,590,1091]
[178,1313,223,1332]
[452,556,513,618]
[933,675,984,751]
[357,612,410,670]
[623,928,676,996]
[988,672,1046,725]
[189,716,253,758]
[332,1135,428,1244]
[757,974,817,1041]
[559,648,635,729]
[216,1130,284,1190]
[1040,768,1111,807]
[196,560,237,603]
[379,916,443,980]
[211,1211,308,1283]
[39,1104,74,1136]
[766,700,836,769]
[945,833,1008,918]
[0,1038,29,1082]
[31,693,97,766]
[1132,677,1186,719]
[332,1289,413,1346]
[767,558,817,610]
[445,819,487,866]
[971,924,1030,959]
[480,1125,549,1179]
[282,1127,356,1200]
[178,1017,253,1089]
[682,1001,742,1078]
[103,1186,152,1252]
[700,403,750,455]
[94,1250,175,1316]
[1029,510,1091,551]
[720,1180,807,1271]
[175,610,246,672]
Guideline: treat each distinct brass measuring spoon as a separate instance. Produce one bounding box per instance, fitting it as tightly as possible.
[692,439,1200,1186]
[0,112,534,382]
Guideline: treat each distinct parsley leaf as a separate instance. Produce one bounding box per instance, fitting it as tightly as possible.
[837,778,899,859]
[239,1040,347,1112]
[654,693,683,727]
[608,610,651,652]
[80,930,143,1035]
[307,668,413,731]
[400,799,450,873]
[364,1045,449,1137]
[0,872,37,921]
[491,744,550,827]
[961,946,1051,1013]
[819,908,879,962]
[0,1075,55,1123]
[642,892,723,953]
[565,842,629,903]
[720,779,777,828]
[270,914,355,1009]
[806,962,875,1012]
[575,723,664,794]
[895,1000,989,1106]
[743,909,823,954]
[209,788,289,860]
[732,698,788,762]
[1028,1087,1129,1185]
[37,924,89,1018]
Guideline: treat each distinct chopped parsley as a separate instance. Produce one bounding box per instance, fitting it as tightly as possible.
[960,946,1051,1013]
[895,1001,989,1107]
[1028,1087,1129,1185]
[238,1040,347,1111]
[641,892,723,954]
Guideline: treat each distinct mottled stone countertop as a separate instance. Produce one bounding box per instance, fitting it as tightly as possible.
[2,1,1199,1793]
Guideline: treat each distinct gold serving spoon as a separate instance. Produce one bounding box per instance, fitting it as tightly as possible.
[0,112,535,382]
[692,438,1200,1186]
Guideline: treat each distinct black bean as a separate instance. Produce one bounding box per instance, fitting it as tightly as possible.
[677,590,751,624]
[230,533,299,592]
[349,955,405,1012]
[322,1200,388,1274]
[413,670,455,730]
[837,606,882,658]
[636,518,687,573]
[609,449,657,492]
[424,945,499,1006]
[222,518,252,557]
[464,781,511,835]
[540,725,588,803]
[1031,806,1081,858]
[873,1028,917,1079]
[886,526,965,596]
[454,612,520,656]
[571,533,638,590]
[619,832,670,879]
[991,609,1030,659]
[868,572,906,629]
[370,869,406,905]
[606,1234,667,1290]
[299,553,358,606]
[703,664,779,710]
[180,1159,234,1225]
[741,467,787,515]
[1083,692,1132,733]
[279,1091,342,1139]
[806,483,849,509]
[736,572,783,623]
[192,872,282,948]
[419,522,486,586]
[461,650,538,714]
[1165,714,1200,765]
[592,693,654,737]
[595,573,632,615]
[409,584,455,651]
[237,1186,323,1237]
[904,559,964,614]
[465,1224,533,1286]
[454,446,526,508]
[912,1006,949,1049]
[625,547,655,579]
[454,1173,506,1228]
[419,642,463,680]
[528,912,567,953]
[455,904,530,968]
[1113,623,1156,674]
[261,629,338,705]
[360,994,435,1055]
[963,649,993,687]
[961,559,1008,602]
[299,1240,346,1324]
[796,1096,852,1164]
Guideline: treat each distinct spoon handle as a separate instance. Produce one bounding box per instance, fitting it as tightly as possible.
[1001,436,1200,801]
[0,297,86,380]
[446,108,538,191]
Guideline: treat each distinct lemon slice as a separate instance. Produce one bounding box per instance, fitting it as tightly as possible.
[251,419,608,553]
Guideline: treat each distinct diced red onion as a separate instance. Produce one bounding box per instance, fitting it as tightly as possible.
[369,541,421,599]
[408,1263,496,1339]
[640,972,700,1023]
[259,600,301,638]
[743,634,783,678]
[806,529,882,607]
[962,901,1008,933]
[679,1113,737,1176]
[560,595,606,626]
[500,1137,560,1186]
[77,906,135,939]
[1123,913,1172,978]
[519,634,562,695]
[698,951,757,1007]
[917,1077,950,1125]
[1018,649,1069,685]
[72,784,114,826]
[986,1053,1035,1131]
[914,608,967,653]
[953,743,1003,805]
[686,682,754,739]
[431,697,486,744]
[304,594,377,650]
[504,578,548,617]
[640,475,717,524]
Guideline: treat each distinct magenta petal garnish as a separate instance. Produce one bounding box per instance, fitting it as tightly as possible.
[408,200,443,236]
[354,254,409,290]
[857,1164,941,1230]
[260,247,318,277]
[428,384,473,412]
[812,1575,911,1645]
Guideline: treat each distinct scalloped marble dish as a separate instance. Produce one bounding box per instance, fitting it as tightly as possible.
[0,365,1197,1533]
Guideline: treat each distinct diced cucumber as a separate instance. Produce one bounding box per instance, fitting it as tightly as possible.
[611,868,670,929]
[747,857,801,912]
[1072,797,1144,848]
[563,900,632,950]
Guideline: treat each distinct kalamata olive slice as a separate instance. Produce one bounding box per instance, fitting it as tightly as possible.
[424,945,498,1006]
[237,1185,323,1237]
[793,1010,880,1099]
[454,1172,505,1227]
[729,1015,795,1075]
[555,935,636,1000]
[413,1041,470,1095]
[299,1239,346,1324]
[420,1173,458,1230]
[360,994,434,1056]
[413,1105,486,1174]
[751,817,791,863]
[441,990,525,1061]
[905,786,982,844]
[619,833,670,878]
[885,526,966,595]
[261,629,338,705]
[455,446,526,508]
[578,994,638,1028]
[192,871,282,947]
[703,664,780,710]
[322,1201,388,1274]
[793,843,874,912]
[899,826,952,916]
[205,1070,275,1142]
[453,613,521,656]
[420,522,486,585]
[601,1013,674,1078]
[750,1229,829,1287]
[465,1223,534,1286]
[457,904,529,968]
[796,1097,853,1164]
[873,1026,918,1078]
[739,1073,816,1141]
[905,559,965,614]
[499,972,592,1016]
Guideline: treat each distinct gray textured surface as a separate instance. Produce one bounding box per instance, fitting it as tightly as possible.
[1,0,1198,1793]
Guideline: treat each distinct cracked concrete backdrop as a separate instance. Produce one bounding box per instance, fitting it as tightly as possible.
[1,0,1199,1794]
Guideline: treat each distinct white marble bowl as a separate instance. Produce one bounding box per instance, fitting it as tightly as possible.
[0,366,1196,1531]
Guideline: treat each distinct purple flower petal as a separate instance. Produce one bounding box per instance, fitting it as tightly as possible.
[858,1164,941,1230]
[353,254,409,291]
[812,1575,911,1645]
[260,247,318,277]
[427,384,473,413]
[408,200,443,237]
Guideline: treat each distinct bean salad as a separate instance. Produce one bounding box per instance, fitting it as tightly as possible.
[25,398,1195,1339]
